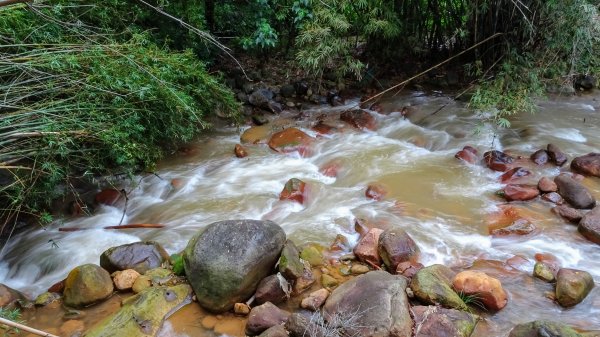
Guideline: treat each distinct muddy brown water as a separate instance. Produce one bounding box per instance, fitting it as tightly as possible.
[3,90,600,336]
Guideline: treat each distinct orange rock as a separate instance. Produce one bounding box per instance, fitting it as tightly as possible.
[95,189,122,206]
[501,184,539,201]
[48,279,65,293]
[234,144,248,158]
[499,167,531,183]
[268,127,312,155]
[455,149,478,164]
[279,178,306,204]
[453,271,507,311]
[365,183,387,201]
[170,178,185,190]
[353,228,384,265]
[329,234,351,252]
[320,160,341,178]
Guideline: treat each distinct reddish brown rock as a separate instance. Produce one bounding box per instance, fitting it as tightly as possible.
[353,228,384,265]
[552,205,583,223]
[500,167,531,183]
[484,151,514,172]
[0,284,26,308]
[268,127,312,155]
[48,279,65,293]
[340,109,376,130]
[542,192,563,204]
[330,234,351,252]
[95,189,122,206]
[300,288,329,311]
[320,160,341,178]
[554,174,596,209]
[538,177,558,193]
[279,178,306,204]
[354,218,369,237]
[312,121,337,135]
[255,274,289,305]
[395,261,424,279]
[501,184,540,201]
[455,148,478,164]
[378,228,419,270]
[571,153,600,177]
[412,306,479,337]
[463,146,478,155]
[490,218,536,236]
[452,271,508,311]
[245,302,291,335]
[530,149,549,165]
[234,144,248,158]
[365,183,387,201]
[547,144,567,166]
[578,206,600,245]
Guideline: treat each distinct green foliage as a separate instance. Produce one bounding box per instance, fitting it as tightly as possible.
[170,254,185,276]
[0,307,23,334]
[457,291,486,311]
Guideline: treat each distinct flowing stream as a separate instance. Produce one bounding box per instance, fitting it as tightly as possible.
[1,91,600,336]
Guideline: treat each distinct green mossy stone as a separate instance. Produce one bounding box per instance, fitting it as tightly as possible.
[321,274,339,288]
[533,262,555,282]
[300,246,324,267]
[410,264,468,311]
[509,320,584,337]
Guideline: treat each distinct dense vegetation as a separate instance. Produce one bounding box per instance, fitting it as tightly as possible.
[1,0,599,235]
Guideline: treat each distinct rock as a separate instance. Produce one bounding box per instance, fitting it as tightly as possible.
[321,274,339,288]
[0,284,26,308]
[579,206,600,244]
[490,218,536,236]
[252,114,269,126]
[350,264,370,275]
[286,313,324,337]
[353,228,384,265]
[258,324,289,337]
[34,292,60,306]
[95,188,122,206]
[452,270,508,311]
[574,74,596,91]
[340,109,376,130]
[530,149,549,165]
[63,264,114,308]
[255,274,290,305]
[509,320,585,337]
[112,269,140,291]
[412,306,479,337]
[294,81,309,96]
[572,153,600,177]
[455,148,478,164]
[378,228,419,271]
[410,265,468,311]
[312,121,337,135]
[533,262,555,282]
[365,183,387,201]
[396,261,423,279]
[542,192,563,204]
[319,160,341,178]
[292,261,315,295]
[538,177,558,193]
[552,205,584,223]
[555,268,594,307]
[547,144,567,166]
[183,220,286,313]
[235,144,248,158]
[246,302,291,336]
[301,288,330,311]
[280,84,295,98]
[555,174,596,209]
[330,234,351,252]
[323,271,413,337]
[131,275,151,293]
[60,319,85,337]
[300,246,324,267]
[268,101,283,114]
[100,241,169,274]
[268,128,312,155]
[501,184,540,201]
[500,167,531,183]
[249,88,275,110]
[484,151,514,172]
[234,303,251,316]
[279,178,306,204]
[241,125,270,144]
[279,240,304,280]
[48,279,65,293]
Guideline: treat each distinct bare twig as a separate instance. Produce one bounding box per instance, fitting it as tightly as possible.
[0,0,31,7]
[0,317,59,337]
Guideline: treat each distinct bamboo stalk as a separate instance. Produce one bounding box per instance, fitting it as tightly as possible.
[0,0,31,7]
[58,224,165,232]
[0,317,59,337]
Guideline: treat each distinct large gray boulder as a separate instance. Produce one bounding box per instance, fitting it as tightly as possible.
[183,220,286,313]
[100,241,169,274]
[323,271,413,337]
[554,174,596,209]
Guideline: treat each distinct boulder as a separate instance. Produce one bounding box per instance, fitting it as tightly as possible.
[365,183,387,201]
[571,153,600,177]
[63,264,114,308]
[530,149,549,165]
[509,320,585,337]
[323,271,413,337]
[183,220,286,313]
[555,268,594,307]
[396,261,423,279]
[255,274,290,305]
[455,146,478,164]
[268,128,312,155]
[279,240,304,280]
[0,284,26,308]
[340,109,376,130]
[246,302,291,335]
[353,228,384,266]
[286,313,325,337]
[258,324,289,337]
[452,271,508,311]
[552,205,584,223]
[555,174,596,209]
[490,218,535,236]
[410,265,468,311]
[500,167,531,183]
[301,288,330,311]
[412,306,479,337]
[579,206,600,244]
[100,241,170,274]
[501,184,540,201]
[538,177,558,193]
[547,144,567,166]
[111,269,140,291]
[378,228,419,271]
[249,88,275,110]
[279,178,306,204]
[235,144,248,158]
[95,188,122,206]
[483,151,514,172]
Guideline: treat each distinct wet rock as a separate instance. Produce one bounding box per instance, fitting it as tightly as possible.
[547,144,567,166]
[34,292,60,306]
[280,84,295,98]
[530,149,549,165]
[300,246,324,267]
[323,271,413,337]
[234,302,251,316]
[63,264,114,308]
[350,264,370,275]
[410,264,468,311]
[396,261,423,279]
[255,274,290,305]
[327,90,344,106]
[353,228,384,266]
[574,74,596,91]
[292,261,315,295]
[241,125,270,144]
[312,121,337,135]
[490,218,536,236]
[249,88,275,110]
[100,241,170,274]
[330,234,351,252]
[321,274,339,288]
[0,283,26,308]
[452,270,508,311]
[319,160,341,178]
[294,81,309,96]
[340,109,376,130]
[578,206,600,244]
[572,153,600,177]
[552,205,584,223]
[60,319,85,337]
[378,228,419,271]
[412,306,479,337]
[501,184,540,201]
[500,167,531,183]
[268,127,312,155]
[48,279,65,293]
[246,302,290,335]
[132,275,151,293]
[95,188,122,206]
[555,174,596,209]
[509,320,586,337]
[455,147,478,164]
[365,183,387,201]
[555,268,594,307]
[235,144,248,158]
[111,269,140,291]
[538,177,558,193]
[301,288,329,311]
[542,192,563,204]
[533,262,555,282]
[279,178,306,204]
[484,150,514,172]
[279,240,304,280]
[286,313,324,337]
[258,324,289,337]
[183,220,286,313]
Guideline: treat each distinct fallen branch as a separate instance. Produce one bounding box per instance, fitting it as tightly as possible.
[0,0,32,7]
[58,224,165,232]
[0,317,59,337]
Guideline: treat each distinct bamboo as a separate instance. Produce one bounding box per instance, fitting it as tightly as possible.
[58,224,165,232]
[0,317,59,337]
[0,0,31,7]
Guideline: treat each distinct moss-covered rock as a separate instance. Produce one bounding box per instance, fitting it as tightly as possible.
[508,320,584,337]
[278,240,304,280]
[63,264,113,308]
[300,245,324,267]
[410,264,468,311]
[555,268,594,307]
[412,306,479,337]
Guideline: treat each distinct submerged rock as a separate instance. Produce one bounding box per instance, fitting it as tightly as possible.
[235,144,248,158]
[530,149,549,165]
[552,205,584,224]
[490,218,536,236]
[572,153,600,177]
[455,146,478,164]
[279,178,306,204]
[365,183,387,201]
[63,264,113,308]
[579,206,600,244]
[500,167,531,183]
[410,264,468,311]
[538,177,558,193]
[452,270,508,311]
[183,220,286,313]
[484,150,514,172]
[268,127,312,155]
[353,228,384,266]
[555,174,596,209]
[501,184,540,202]
[100,241,169,274]
[412,306,479,337]
[533,262,555,283]
[555,268,594,307]
[340,109,376,130]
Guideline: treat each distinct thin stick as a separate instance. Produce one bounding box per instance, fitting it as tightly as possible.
[362,33,504,104]
[58,224,165,232]
[0,0,31,7]
[0,317,59,337]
